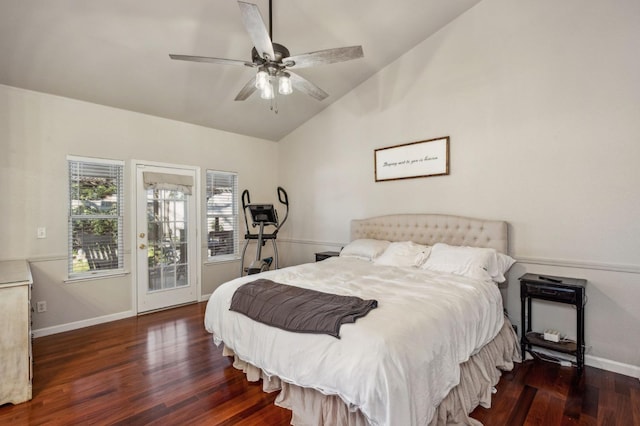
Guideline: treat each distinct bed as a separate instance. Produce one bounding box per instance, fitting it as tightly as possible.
[204,214,521,425]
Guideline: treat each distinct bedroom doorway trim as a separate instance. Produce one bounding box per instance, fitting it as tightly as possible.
[133,161,201,314]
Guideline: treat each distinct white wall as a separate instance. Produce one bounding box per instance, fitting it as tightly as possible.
[0,84,278,332]
[277,0,640,375]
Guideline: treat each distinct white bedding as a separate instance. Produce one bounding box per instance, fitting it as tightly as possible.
[204,257,504,426]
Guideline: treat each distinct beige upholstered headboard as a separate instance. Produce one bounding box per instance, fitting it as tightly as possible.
[351,214,508,254]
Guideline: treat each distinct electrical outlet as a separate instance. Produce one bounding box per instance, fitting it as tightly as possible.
[36,301,47,313]
[37,227,47,239]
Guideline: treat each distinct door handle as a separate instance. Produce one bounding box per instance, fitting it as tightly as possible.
[139,232,145,238]
[139,243,146,249]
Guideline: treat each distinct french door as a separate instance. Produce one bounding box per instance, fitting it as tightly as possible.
[135,163,198,313]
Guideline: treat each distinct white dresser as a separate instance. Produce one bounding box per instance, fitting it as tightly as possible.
[0,260,33,405]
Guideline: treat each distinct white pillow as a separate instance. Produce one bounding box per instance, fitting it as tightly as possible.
[495,252,517,282]
[421,243,511,282]
[373,241,431,268]
[340,239,390,261]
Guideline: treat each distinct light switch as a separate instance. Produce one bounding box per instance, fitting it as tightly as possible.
[37,227,46,239]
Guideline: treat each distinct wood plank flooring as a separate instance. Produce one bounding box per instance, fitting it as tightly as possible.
[1,302,638,425]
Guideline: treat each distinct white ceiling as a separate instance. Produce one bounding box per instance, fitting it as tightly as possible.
[0,0,481,141]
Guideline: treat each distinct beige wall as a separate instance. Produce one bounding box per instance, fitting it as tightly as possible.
[0,84,278,332]
[277,0,640,374]
[1,0,637,377]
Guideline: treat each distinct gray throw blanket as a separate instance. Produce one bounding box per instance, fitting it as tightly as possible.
[229,279,378,338]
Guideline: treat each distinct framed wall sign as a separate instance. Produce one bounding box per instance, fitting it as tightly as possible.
[374,136,449,182]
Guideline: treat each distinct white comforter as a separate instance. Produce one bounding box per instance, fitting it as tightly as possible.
[204,257,504,426]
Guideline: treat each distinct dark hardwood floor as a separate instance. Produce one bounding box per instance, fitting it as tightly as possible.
[1,302,638,425]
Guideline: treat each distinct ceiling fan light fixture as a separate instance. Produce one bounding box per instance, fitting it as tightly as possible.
[278,72,292,95]
[260,80,275,99]
[170,1,364,107]
[255,67,269,90]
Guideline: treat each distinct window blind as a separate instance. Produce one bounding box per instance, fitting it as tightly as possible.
[142,171,194,195]
[206,171,238,258]
[68,157,124,276]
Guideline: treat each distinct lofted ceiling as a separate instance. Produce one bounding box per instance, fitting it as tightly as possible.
[0,0,481,141]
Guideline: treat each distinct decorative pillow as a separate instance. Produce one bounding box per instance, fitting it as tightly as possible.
[373,241,431,268]
[420,243,513,282]
[339,239,390,261]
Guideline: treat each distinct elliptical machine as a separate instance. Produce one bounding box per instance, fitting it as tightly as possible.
[240,187,289,276]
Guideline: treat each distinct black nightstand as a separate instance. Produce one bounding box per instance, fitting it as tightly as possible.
[519,273,587,373]
[315,251,340,262]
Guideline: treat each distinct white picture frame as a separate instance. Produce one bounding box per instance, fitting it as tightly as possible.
[374,137,450,182]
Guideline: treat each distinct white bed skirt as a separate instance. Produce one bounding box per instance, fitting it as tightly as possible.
[221,317,521,426]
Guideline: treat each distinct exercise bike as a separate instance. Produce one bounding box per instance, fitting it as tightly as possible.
[240,187,289,276]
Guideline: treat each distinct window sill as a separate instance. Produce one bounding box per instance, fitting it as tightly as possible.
[65,270,129,283]
[205,255,241,265]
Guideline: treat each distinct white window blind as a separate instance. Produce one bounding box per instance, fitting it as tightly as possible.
[68,157,124,276]
[206,170,238,259]
[142,171,194,194]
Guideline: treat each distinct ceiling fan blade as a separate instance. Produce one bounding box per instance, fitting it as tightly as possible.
[288,72,328,101]
[169,54,255,67]
[238,1,275,61]
[283,46,364,69]
[235,76,258,101]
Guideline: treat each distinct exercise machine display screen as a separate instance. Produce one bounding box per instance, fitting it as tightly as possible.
[248,204,277,224]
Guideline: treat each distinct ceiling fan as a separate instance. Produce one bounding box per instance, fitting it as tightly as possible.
[169,0,364,104]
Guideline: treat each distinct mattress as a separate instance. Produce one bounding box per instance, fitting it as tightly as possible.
[204,256,507,425]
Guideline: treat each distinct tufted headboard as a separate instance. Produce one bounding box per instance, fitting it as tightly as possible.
[351,214,508,254]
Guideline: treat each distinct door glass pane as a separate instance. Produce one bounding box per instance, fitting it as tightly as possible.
[146,189,188,291]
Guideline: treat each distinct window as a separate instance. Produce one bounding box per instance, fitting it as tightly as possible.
[68,156,124,277]
[206,170,238,259]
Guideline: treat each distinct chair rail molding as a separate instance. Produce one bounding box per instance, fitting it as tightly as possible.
[280,239,640,275]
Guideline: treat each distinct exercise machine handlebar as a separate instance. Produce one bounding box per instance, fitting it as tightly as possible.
[276,186,289,229]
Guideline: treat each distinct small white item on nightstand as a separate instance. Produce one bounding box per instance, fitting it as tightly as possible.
[543,329,561,342]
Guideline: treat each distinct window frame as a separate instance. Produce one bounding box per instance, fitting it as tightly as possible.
[67,155,125,279]
[205,170,239,262]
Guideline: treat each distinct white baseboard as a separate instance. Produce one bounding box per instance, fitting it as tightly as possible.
[200,293,211,302]
[531,348,640,379]
[32,310,136,338]
[586,354,640,379]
